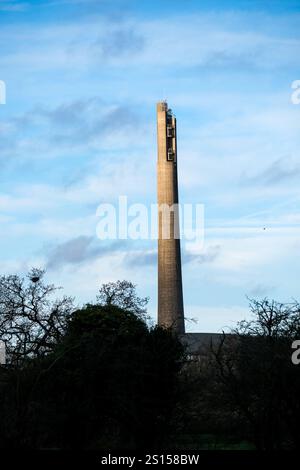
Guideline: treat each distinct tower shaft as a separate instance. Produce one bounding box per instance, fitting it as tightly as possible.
[157,102,185,334]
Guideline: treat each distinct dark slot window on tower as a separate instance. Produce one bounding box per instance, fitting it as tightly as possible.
[167,147,174,161]
[167,126,174,138]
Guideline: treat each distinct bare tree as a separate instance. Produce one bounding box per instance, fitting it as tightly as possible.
[211,298,300,449]
[97,280,149,320]
[0,268,74,366]
[237,297,300,338]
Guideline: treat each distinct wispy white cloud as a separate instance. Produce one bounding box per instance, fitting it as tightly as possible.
[2,11,300,71]
[0,0,28,11]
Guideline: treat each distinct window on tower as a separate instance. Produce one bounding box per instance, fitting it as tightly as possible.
[167,148,174,161]
[167,126,174,138]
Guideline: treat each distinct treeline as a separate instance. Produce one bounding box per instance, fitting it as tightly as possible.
[0,270,300,450]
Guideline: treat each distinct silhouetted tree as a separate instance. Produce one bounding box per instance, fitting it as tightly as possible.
[97,280,149,320]
[0,269,74,366]
[212,298,300,449]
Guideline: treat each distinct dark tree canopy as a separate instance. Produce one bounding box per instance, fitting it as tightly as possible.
[0,303,183,450]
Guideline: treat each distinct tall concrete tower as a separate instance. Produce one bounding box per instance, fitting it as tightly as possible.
[157,101,185,334]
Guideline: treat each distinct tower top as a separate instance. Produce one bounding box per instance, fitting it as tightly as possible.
[157,101,175,118]
[157,101,168,112]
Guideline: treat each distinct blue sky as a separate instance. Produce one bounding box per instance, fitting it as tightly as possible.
[0,0,300,331]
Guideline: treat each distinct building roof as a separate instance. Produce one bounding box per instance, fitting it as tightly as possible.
[180,332,224,354]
